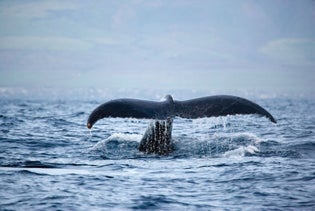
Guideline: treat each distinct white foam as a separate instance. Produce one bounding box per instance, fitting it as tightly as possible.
[223,145,259,158]
[92,133,142,151]
[106,133,142,142]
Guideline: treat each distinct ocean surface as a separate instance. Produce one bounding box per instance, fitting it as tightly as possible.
[0,95,314,210]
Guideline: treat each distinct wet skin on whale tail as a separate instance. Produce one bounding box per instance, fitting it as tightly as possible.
[87,95,276,155]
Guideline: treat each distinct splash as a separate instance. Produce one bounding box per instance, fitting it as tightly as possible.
[223,145,259,158]
[90,133,142,159]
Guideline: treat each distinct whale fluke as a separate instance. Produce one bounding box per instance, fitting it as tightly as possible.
[87,95,276,129]
[87,95,276,155]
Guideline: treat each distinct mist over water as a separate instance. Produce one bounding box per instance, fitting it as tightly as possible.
[0,93,314,210]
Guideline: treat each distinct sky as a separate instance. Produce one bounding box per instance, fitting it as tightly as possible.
[0,0,314,98]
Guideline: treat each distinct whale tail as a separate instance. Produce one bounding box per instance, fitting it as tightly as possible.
[87,95,276,155]
[87,94,276,128]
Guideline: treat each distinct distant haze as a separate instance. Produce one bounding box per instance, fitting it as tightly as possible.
[0,1,314,98]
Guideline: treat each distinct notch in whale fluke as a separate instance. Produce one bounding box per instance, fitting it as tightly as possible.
[87,94,277,128]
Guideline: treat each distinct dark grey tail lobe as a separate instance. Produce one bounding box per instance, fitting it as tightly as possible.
[174,95,277,123]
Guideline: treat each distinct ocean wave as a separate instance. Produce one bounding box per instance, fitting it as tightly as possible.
[0,98,314,210]
[1,160,57,168]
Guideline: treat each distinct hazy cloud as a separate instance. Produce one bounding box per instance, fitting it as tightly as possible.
[0,1,79,18]
[0,36,92,51]
[261,39,315,66]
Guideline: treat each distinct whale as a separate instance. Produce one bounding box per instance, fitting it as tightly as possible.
[87,95,276,155]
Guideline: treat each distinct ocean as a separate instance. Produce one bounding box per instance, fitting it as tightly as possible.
[0,95,314,210]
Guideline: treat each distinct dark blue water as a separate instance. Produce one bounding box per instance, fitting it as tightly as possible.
[0,97,314,210]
